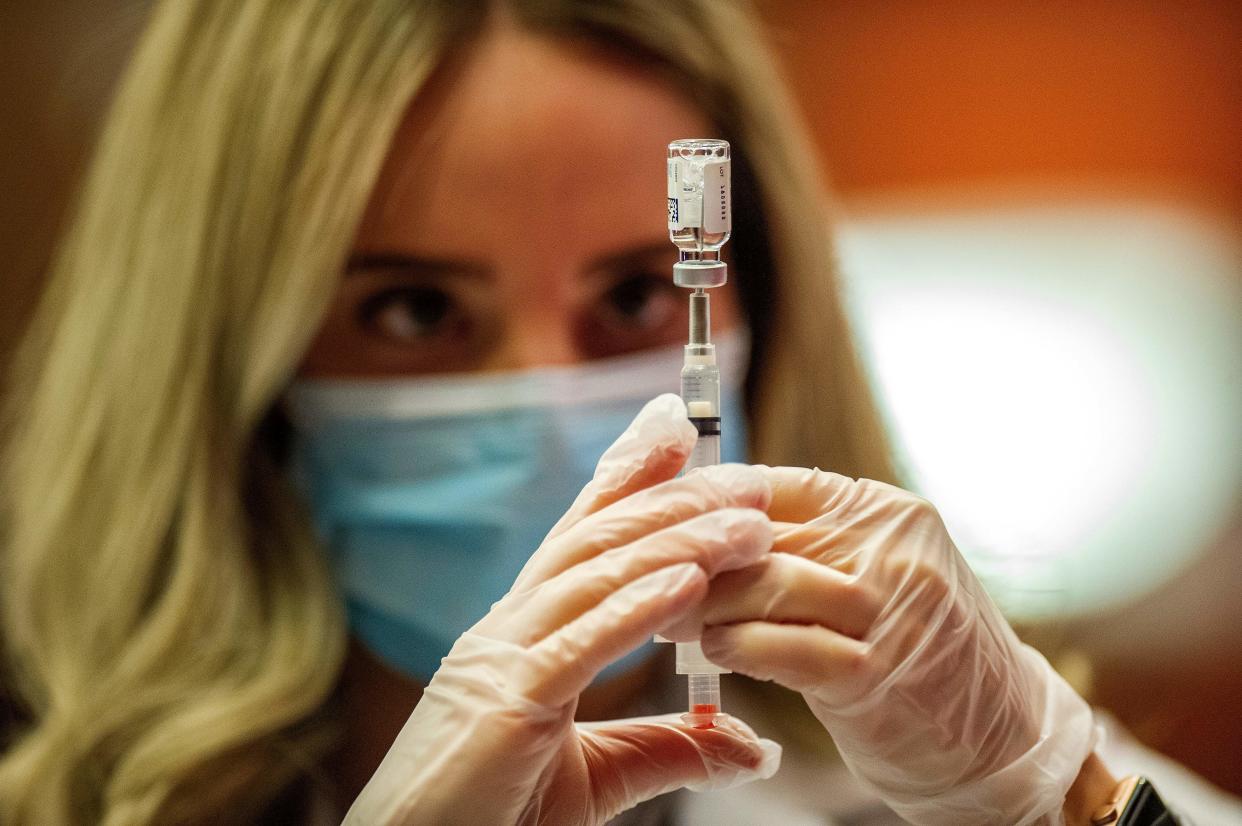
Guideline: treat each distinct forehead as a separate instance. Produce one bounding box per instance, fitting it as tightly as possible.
[357,27,715,251]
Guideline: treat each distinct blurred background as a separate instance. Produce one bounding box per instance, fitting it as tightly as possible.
[755,0,1242,794]
[2,0,1239,794]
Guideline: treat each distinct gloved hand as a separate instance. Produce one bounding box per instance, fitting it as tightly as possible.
[698,468,1097,826]
[345,395,781,825]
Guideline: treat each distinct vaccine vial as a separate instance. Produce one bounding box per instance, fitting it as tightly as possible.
[667,139,731,259]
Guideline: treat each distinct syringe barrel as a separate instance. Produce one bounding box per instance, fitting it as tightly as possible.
[681,353,721,472]
[681,352,720,410]
[686,423,720,470]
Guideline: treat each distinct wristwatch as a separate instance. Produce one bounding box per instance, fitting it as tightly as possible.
[1089,775,1179,825]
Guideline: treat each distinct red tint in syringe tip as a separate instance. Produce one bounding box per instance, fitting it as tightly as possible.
[681,672,723,729]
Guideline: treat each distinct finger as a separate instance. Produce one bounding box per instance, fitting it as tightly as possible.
[756,465,858,524]
[700,621,870,697]
[518,562,708,707]
[515,463,771,590]
[701,553,879,639]
[759,467,930,534]
[545,393,696,540]
[571,714,782,821]
[771,519,861,570]
[511,508,771,644]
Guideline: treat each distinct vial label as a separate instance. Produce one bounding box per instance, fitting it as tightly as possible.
[666,158,730,233]
[702,160,731,234]
[666,157,702,229]
[667,159,683,228]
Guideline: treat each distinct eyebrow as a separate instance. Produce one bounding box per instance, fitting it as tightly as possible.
[345,252,492,278]
[346,239,674,279]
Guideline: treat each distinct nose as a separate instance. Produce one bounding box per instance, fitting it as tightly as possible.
[487,263,591,370]
[494,321,585,370]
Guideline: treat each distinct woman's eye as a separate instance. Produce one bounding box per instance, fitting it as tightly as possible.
[360,286,460,343]
[601,275,681,331]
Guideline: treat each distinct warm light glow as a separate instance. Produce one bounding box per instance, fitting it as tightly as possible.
[838,199,1242,619]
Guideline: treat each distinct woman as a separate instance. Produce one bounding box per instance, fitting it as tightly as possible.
[0,1,1227,823]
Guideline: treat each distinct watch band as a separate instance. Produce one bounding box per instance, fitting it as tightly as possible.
[1090,775,1180,826]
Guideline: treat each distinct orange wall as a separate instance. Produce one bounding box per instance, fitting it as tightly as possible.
[758,0,1242,210]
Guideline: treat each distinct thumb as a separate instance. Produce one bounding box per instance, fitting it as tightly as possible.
[576,714,782,819]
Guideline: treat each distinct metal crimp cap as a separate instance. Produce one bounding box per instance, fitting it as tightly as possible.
[673,259,728,289]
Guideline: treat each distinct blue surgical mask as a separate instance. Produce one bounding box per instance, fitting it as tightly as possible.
[287,332,749,684]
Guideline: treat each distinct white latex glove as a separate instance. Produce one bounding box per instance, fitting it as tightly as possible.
[699,468,1097,825]
[345,395,782,825]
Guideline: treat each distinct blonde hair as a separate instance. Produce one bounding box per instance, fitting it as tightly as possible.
[1,0,893,822]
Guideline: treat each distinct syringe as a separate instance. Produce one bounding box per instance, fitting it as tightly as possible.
[662,138,732,729]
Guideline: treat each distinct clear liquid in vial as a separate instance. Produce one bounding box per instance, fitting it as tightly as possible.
[668,140,731,254]
[670,224,729,253]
